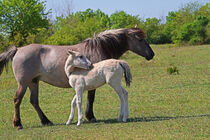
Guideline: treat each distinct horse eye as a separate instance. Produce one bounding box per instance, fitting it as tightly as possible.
[79,56,83,59]
[135,35,142,41]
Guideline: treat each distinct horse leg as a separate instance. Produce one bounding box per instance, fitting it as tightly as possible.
[28,81,53,126]
[85,89,97,122]
[66,94,77,125]
[13,83,27,130]
[75,87,84,126]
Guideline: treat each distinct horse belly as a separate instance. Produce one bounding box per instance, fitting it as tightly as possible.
[39,74,70,88]
[39,63,71,88]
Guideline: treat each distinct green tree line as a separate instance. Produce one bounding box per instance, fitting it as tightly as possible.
[0,0,209,51]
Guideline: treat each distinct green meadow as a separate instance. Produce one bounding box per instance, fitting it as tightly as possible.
[0,44,209,139]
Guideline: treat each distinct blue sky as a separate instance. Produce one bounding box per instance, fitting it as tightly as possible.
[45,0,209,19]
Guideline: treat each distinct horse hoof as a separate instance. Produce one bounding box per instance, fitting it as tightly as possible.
[86,113,97,122]
[17,125,23,130]
[46,121,54,126]
[90,118,97,122]
[14,125,23,130]
[42,120,54,126]
[13,119,23,129]
[48,122,54,126]
[13,125,23,130]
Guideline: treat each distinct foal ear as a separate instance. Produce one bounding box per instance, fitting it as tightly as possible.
[67,50,75,56]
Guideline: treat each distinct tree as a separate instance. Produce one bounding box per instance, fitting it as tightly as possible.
[74,8,110,29]
[143,18,170,44]
[164,1,209,44]
[0,0,50,46]
[178,16,209,44]
[110,11,141,29]
[0,34,8,52]
[46,9,109,45]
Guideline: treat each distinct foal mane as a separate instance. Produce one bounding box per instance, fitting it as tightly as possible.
[81,28,146,62]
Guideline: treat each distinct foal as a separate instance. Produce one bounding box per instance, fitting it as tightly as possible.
[65,50,132,126]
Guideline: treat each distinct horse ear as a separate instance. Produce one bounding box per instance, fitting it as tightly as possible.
[134,24,138,28]
[67,50,75,56]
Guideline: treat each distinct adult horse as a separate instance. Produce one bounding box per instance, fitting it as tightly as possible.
[0,27,154,129]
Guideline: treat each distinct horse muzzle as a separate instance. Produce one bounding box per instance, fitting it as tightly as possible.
[145,51,155,60]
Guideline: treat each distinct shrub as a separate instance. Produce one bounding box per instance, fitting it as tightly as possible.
[0,34,9,52]
[167,66,179,75]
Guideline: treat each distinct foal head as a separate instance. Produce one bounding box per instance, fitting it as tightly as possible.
[66,50,92,70]
[127,27,155,60]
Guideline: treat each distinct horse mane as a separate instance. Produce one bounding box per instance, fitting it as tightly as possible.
[81,28,146,63]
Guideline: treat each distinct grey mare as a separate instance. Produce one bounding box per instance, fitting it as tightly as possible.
[0,27,154,129]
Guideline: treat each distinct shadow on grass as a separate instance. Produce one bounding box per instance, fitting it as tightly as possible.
[29,114,210,128]
[90,114,210,124]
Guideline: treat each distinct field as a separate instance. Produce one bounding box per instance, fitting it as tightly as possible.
[0,44,209,139]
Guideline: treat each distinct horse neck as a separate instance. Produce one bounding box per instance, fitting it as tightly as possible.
[78,39,128,63]
[102,37,129,59]
[111,45,128,59]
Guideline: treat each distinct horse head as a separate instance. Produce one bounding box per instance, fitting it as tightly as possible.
[127,27,155,60]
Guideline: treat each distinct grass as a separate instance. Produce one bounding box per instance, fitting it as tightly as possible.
[0,44,209,139]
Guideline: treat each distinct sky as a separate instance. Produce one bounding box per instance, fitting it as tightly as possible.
[45,0,209,20]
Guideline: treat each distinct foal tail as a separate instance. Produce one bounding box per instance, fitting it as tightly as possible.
[119,61,132,87]
[0,46,17,75]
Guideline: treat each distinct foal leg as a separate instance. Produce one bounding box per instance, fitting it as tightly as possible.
[28,81,53,126]
[66,94,77,125]
[13,83,27,130]
[109,83,125,122]
[121,87,129,122]
[85,89,97,122]
[75,87,84,126]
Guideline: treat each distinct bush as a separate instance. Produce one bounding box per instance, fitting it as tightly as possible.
[167,66,179,75]
[164,2,209,45]
[0,34,9,52]
[177,16,209,45]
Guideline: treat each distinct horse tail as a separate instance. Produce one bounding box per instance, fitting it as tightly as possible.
[119,61,132,87]
[0,46,17,76]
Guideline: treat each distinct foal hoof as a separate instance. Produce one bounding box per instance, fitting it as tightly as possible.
[118,115,123,122]
[122,119,127,122]
[66,120,72,125]
[77,122,81,126]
